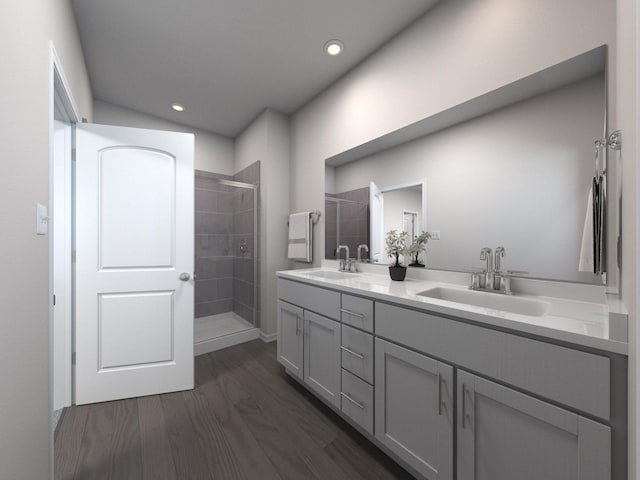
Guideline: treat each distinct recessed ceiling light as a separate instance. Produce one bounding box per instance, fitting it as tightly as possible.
[170,103,185,112]
[324,40,344,56]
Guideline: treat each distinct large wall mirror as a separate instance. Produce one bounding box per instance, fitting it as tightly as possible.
[325,46,610,284]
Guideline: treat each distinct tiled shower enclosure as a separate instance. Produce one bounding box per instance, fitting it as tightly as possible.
[325,187,370,260]
[194,162,260,350]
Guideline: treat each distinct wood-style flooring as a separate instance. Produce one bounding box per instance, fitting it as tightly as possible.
[55,340,413,480]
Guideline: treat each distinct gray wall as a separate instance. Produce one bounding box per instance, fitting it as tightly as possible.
[615,1,639,475]
[290,0,615,274]
[334,75,603,283]
[235,110,290,337]
[0,1,93,478]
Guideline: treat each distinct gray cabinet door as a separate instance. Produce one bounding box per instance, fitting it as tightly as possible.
[304,310,341,408]
[457,370,611,480]
[375,338,453,480]
[277,300,304,380]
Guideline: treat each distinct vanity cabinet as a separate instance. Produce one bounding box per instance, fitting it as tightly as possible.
[303,310,341,407]
[277,300,303,380]
[277,275,622,480]
[457,370,611,480]
[277,279,342,408]
[375,338,454,480]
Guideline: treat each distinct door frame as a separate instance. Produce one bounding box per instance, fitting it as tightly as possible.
[380,179,427,235]
[48,41,79,473]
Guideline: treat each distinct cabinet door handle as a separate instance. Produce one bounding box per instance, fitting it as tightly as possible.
[295,315,300,336]
[437,373,443,416]
[462,383,470,429]
[340,346,365,359]
[341,392,365,409]
[340,308,365,318]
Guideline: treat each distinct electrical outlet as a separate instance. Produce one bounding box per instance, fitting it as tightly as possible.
[431,230,441,240]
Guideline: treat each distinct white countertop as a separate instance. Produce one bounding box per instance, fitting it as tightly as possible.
[277,265,628,355]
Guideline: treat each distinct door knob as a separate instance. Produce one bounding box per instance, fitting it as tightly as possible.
[179,272,191,281]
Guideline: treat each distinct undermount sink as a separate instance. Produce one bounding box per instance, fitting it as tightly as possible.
[416,286,549,316]
[306,270,359,280]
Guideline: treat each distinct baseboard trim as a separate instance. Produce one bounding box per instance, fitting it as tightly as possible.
[195,328,260,356]
[260,331,277,343]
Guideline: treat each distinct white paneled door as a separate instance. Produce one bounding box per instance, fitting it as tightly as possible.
[75,123,194,405]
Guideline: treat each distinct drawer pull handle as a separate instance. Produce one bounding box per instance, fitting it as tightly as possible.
[437,373,443,416]
[340,346,365,359]
[340,308,365,318]
[462,383,471,429]
[341,392,365,409]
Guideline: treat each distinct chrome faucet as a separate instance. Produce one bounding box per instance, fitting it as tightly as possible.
[357,244,369,262]
[471,246,527,295]
[480,247,493,288]
[336,245,350,271]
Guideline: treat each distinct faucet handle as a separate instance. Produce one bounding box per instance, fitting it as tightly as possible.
[347,258,357,272]
[494,247,506,272]
[480,247,492,260]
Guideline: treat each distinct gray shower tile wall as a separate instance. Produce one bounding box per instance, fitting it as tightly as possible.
[232,162,260,325]
[233,161,260,184]
[194,163,261,323]
[325,195,338,258]
[195,171,235,318]
[325,187,369,260]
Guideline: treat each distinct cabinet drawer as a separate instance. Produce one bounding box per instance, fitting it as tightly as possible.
[341,294,374,332]
[341,369,374,435]
[341,325,374,384]
[376,302,610,420]
[278,278,340,320]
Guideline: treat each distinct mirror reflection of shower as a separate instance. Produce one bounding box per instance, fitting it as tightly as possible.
[193,164,261,355]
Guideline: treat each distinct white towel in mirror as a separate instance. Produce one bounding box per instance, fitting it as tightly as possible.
[578,186,594,273]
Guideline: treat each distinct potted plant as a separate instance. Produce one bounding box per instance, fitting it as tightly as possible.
[407,231,431,267]
[385,229,409,281]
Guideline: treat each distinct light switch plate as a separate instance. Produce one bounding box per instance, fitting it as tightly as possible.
[36,203,48,235]
[431,230,440,240]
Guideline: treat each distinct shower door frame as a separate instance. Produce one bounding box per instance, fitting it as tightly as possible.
[206,176,259,328]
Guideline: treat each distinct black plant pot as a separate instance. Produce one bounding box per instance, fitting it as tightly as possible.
[408,262,425,268]
[388,266,407,281]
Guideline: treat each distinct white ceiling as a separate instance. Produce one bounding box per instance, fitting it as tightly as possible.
[72,0,440,137]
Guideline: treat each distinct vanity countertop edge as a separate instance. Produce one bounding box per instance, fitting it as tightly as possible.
[276,268,628,356]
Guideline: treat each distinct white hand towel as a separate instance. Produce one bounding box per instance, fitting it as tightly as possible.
[288,212,312,262]
[578,186,594,272]
[288,212,309,240]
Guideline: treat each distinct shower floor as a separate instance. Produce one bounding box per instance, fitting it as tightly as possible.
[194,312,259,356]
